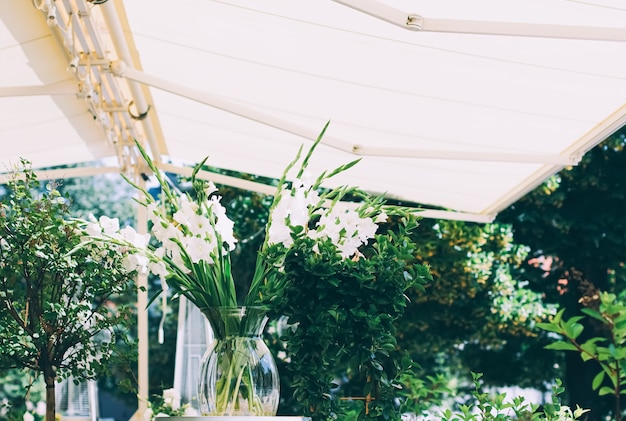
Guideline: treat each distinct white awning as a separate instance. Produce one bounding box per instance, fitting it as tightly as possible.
[2,0,626,224]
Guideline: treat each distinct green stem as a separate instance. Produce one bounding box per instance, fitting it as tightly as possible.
[227,355,246,415]
[614,359,622,421]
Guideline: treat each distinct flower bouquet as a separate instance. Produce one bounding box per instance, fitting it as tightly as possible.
[80,122,430,419]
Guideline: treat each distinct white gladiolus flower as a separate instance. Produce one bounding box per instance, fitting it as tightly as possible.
[355,217,377,242]
[289,188,310,227]
[268,188,294,247]
[184,235,217,263]
[308,207,378,259]
[85,214,103,236]
[119,226,150,249]
[268,219,293,248]
[338,236,362,259]
[157,224,183,250]
[173,196,199,227]
[149,248,170,290]
[85,222,102,237]
[267,180,321,247]
[122,253,149,273]
[266,176,380,259]
[208,197,237,250]
[98,215,120,236]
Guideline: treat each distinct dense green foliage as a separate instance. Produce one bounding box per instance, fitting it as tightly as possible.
[398,218,557,393]
[498,128,626,420]
[262,213,432,421]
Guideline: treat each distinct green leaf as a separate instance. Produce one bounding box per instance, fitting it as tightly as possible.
[566,321,584,340]
[536,322,562,334]
[580,308,607,323]
[599,386,615,396]
[371,360,384,371]
[545,341,578,352]
[552,308,566,324]
[592,371,605,390]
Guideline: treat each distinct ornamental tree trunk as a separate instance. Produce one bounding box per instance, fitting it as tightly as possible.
[45,374,56,421]
[42,351,57,421]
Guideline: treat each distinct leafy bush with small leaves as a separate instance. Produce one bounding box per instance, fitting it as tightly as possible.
[439,373,588,421]
[538,291,626,421]
[0,161,139,421]
[398,372,452,418]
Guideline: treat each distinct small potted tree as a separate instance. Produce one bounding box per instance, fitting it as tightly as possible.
[0,160,142,421]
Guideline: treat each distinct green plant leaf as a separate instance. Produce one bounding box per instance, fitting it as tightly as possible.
[545,341,578,352]
[580,308,607,323]
[536,322,563,334]
[599,386,615,396]
[592,371,605,390]
[565,321,584,340]
[552,308,566,324]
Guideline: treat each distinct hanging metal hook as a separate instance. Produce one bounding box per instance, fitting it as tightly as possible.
[128,100,150,121]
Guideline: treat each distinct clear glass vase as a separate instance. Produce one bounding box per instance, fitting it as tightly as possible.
[198,306,280,416]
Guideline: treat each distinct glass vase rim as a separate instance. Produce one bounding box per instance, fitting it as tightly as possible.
[198,305,269,314]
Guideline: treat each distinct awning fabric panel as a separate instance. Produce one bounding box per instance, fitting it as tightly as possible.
[1,0,626,222]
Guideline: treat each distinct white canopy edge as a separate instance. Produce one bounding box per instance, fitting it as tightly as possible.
[481,102,626,216]
[334,0,626,41]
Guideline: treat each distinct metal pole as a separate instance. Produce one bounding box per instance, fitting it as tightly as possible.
[136,177,149,418]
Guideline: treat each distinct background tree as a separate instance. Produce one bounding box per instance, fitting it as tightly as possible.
[399,218,559,395]
[498,127,626,420]
[0,162,139,421]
